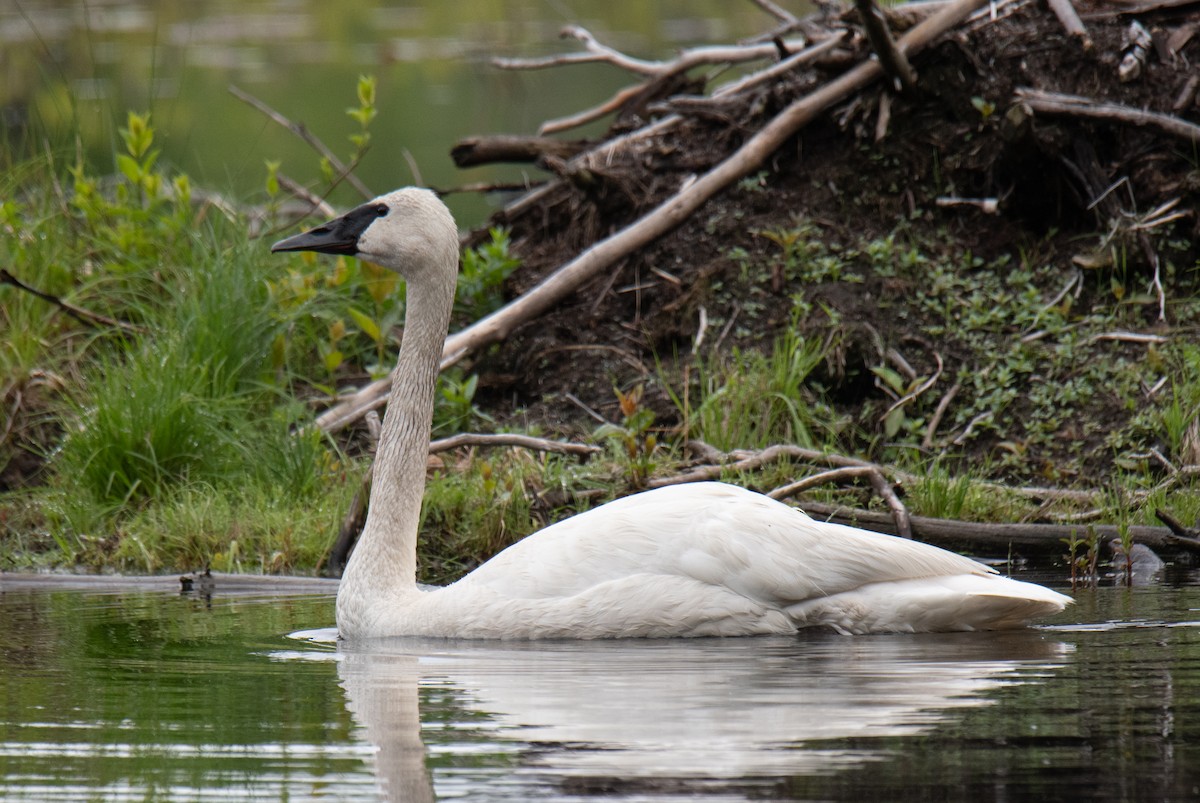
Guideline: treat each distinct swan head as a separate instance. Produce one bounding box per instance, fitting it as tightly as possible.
[271,187,458,282]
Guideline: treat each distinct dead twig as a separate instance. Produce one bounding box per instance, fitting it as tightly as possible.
[749,0,800,25]
[228,84,374,200]
[1,269,145,334]
[1046,0,1093,50]
[1155,508,1200,549]
[922,381,960,449]
[428,432,601,457]
[882,352,943,420]
[854,0,918,94]
[769,465,912,537]
[1086,331,1169,346]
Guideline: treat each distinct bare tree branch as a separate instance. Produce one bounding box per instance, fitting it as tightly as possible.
[228,84,374,200]
[1,269,145,334]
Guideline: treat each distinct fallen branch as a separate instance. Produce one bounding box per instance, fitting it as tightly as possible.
[1015,87,1200,145]
[1,269,145,334]
[922,381,960,448]
[1087,330,1169,346]
[769,465,912,537]
[428,432,600,456]
[315,0,991,433]
[1155,508,1200,551]
[495,25,810,78]
[647,443,914,490]
[486,35,846,226]
[450,135,588,168]
[799,501,1200,554]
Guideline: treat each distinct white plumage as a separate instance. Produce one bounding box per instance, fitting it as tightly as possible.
[272,188,1071,640]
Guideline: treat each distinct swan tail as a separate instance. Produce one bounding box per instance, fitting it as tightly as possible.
[786,574,1072,635]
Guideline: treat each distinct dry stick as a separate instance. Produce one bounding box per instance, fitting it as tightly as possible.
[749,0,800,25]
[228,84,374,200]
[662,440,1112,509]
[428,432,600,456]
[882,351,943,419]
[1015,87,1200,144]
[646,443,911,489]
[495,27,809,77]
[493,36,845,225]
[768,465,913,537]
[315,0,989,434]
[277,175,337,218]
[855,0,918,94]
[509,31,814,136]
[922,381,960,449]
[1046,0,1093,50]
[1174,74,1200,113]
[541,84,656,136]
[1,269,145,334]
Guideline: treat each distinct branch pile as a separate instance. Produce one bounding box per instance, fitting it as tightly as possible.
[314,0,1200,433]
[260,0,1200,561]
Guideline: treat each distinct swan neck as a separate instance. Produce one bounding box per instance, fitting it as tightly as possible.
[338,268,454,633]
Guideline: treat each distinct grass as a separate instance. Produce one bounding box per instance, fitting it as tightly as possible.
[2,97,1199,579]
[0,104,530,575]
[673,311,838,452]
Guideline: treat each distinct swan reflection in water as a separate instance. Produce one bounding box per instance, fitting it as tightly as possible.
[283,630,1069,801]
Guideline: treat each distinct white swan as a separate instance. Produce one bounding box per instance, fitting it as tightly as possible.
[272,188,1072,640]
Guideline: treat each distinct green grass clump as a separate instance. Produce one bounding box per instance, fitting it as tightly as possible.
[417,452,577,585]
[677,321,838,452]
[113,480,355,574]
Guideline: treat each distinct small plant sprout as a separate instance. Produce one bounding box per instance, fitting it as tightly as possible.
[347,75,378,157]
[595,385,658,489]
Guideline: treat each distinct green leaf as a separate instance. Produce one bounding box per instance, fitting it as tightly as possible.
[870,365,906,394]
[116,154,141,185]
[323,349,344,373]
[347,307,382,343]
[884,406,905,439]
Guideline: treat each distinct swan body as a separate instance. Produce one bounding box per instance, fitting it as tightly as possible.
[272,188,1071,640]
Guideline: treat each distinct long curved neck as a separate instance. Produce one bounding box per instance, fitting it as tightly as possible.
[337,267,456,635]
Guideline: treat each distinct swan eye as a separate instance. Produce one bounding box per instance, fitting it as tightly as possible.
[375,204,389,217]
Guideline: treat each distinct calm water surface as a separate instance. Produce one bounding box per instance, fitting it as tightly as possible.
[2,575,1200,801]
[2,0,769,227]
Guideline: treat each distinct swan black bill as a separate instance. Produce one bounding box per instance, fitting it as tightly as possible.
[270,202,389,256]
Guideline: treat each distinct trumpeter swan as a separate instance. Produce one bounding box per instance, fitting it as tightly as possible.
[272,188,1071,639]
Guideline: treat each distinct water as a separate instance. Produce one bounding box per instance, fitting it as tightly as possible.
[1,0,769,227]
[3,575,1200,801]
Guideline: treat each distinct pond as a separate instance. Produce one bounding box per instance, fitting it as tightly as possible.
[2,573,1200,801]
[2,0,770,228]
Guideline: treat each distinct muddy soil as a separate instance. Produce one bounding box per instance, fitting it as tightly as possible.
[458,1,1200,485]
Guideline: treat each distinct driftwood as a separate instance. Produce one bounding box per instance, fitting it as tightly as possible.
[314,0,991,434]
